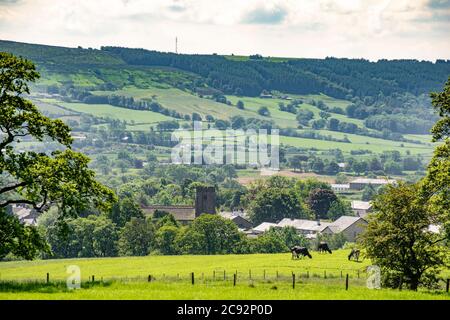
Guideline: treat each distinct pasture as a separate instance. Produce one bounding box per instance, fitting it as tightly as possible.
[0,251,449,300]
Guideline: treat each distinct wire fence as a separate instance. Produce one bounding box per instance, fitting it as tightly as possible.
[1,267,449,293]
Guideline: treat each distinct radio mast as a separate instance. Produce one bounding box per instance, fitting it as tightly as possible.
[175,36,178,54]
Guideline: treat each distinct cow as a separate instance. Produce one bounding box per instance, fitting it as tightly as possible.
[290,246,312,259]
[317,242,332,254]
[348,249,360,261]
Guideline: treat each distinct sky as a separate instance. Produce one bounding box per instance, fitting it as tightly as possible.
[0,0,449,61]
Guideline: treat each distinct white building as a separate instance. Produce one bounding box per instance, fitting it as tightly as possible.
[331,184,350,192]
[277,218,331,239]
[349,178,397,190]
[323,216,368,242]
[351,201,372,218]
[252,222,278,235]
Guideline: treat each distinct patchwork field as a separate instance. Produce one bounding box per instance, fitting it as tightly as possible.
[1,251,449,300]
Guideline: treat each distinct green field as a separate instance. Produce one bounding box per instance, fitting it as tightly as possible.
[1,251,448,300]
[57,102,174,124]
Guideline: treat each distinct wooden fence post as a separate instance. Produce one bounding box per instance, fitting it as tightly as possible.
[46,273,49,284]
[345,274,349,290]
[306,270,309,279]
[92,275,95,283]
[224,270,226,281]
[340,271,343,278]
[191,272,194,285]
[213,271,216,281]
[324,270,327,279]
[233,273,236,287]
[276,271,279,280]
[292,273,296,289]
[148,275,152,282]
[263,270,266,280]
[446,279,449,293]
[249,269,251,280]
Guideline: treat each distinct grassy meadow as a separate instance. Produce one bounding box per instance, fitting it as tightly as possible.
[1,250,449,300]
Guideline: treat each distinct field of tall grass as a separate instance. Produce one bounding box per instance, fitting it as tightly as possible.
[1,251,448,300]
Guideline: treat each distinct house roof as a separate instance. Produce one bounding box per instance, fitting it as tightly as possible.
[219,212,252,226]
[142,205,196,221]
[331,184,350,189]
[277,218,331,232]
[351,201,372,210]
[253,222,277,233]
[328,216,366,233]
[350,178,396,185]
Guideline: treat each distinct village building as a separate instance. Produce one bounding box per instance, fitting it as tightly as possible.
[322,216,368,242]
[351,200,372,218]
[349,178,396,190]
[331,183,350,192]
[277,218,331,239]
[219,211,253,230]
[251,222,278,235]
[141,186,216,224]
[7,204,37,226]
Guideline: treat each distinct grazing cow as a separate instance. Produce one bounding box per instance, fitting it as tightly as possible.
[290,246,312,259]
[348,249,360,261]
[317,242,332,254]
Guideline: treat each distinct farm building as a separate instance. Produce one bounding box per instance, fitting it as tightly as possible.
[351,200,372,218]
[251,222,278,235]
[322,216,368,242]
[7,204,37,225]
[250,216,368,242]
[219,211,253,230]
[141,186,216,224]
[277,218,331,239]
[349,178,396,190]
[331,184,350,192]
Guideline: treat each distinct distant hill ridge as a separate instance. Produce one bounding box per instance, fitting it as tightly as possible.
[1,39,449,99]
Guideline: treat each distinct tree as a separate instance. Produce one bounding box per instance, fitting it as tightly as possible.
[118,217,154,256]
[327,199,352,220]
[362,184,377,201]
[384,160,403,175]
[0,209,49,260]
[176,214,242,254]
[236,100,244,109]
[257,106,270,117]
[421,77,450,241]
[46,215,118,258]
[154,225,179,255]
[296,109,314,125]
[361,183,448,290]
[108,197,144,227]
[248,187,306,224]
[324,161,340,175]
[311,119,326,129]
[307,188,338,219]
[230,115,246,129]
[0,53,116,259]
[328,118,340,131]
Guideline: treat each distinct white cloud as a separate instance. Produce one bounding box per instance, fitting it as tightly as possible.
[0,0,448,60]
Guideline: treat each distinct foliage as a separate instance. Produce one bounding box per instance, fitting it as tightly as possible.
[108,197,144,227]
[307,189,338,219]
[361,183,448,290]
[0,52,117,259]
[118,217,154,256]
[0,209,49,260]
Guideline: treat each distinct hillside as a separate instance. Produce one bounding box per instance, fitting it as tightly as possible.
[0,39,443,187]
